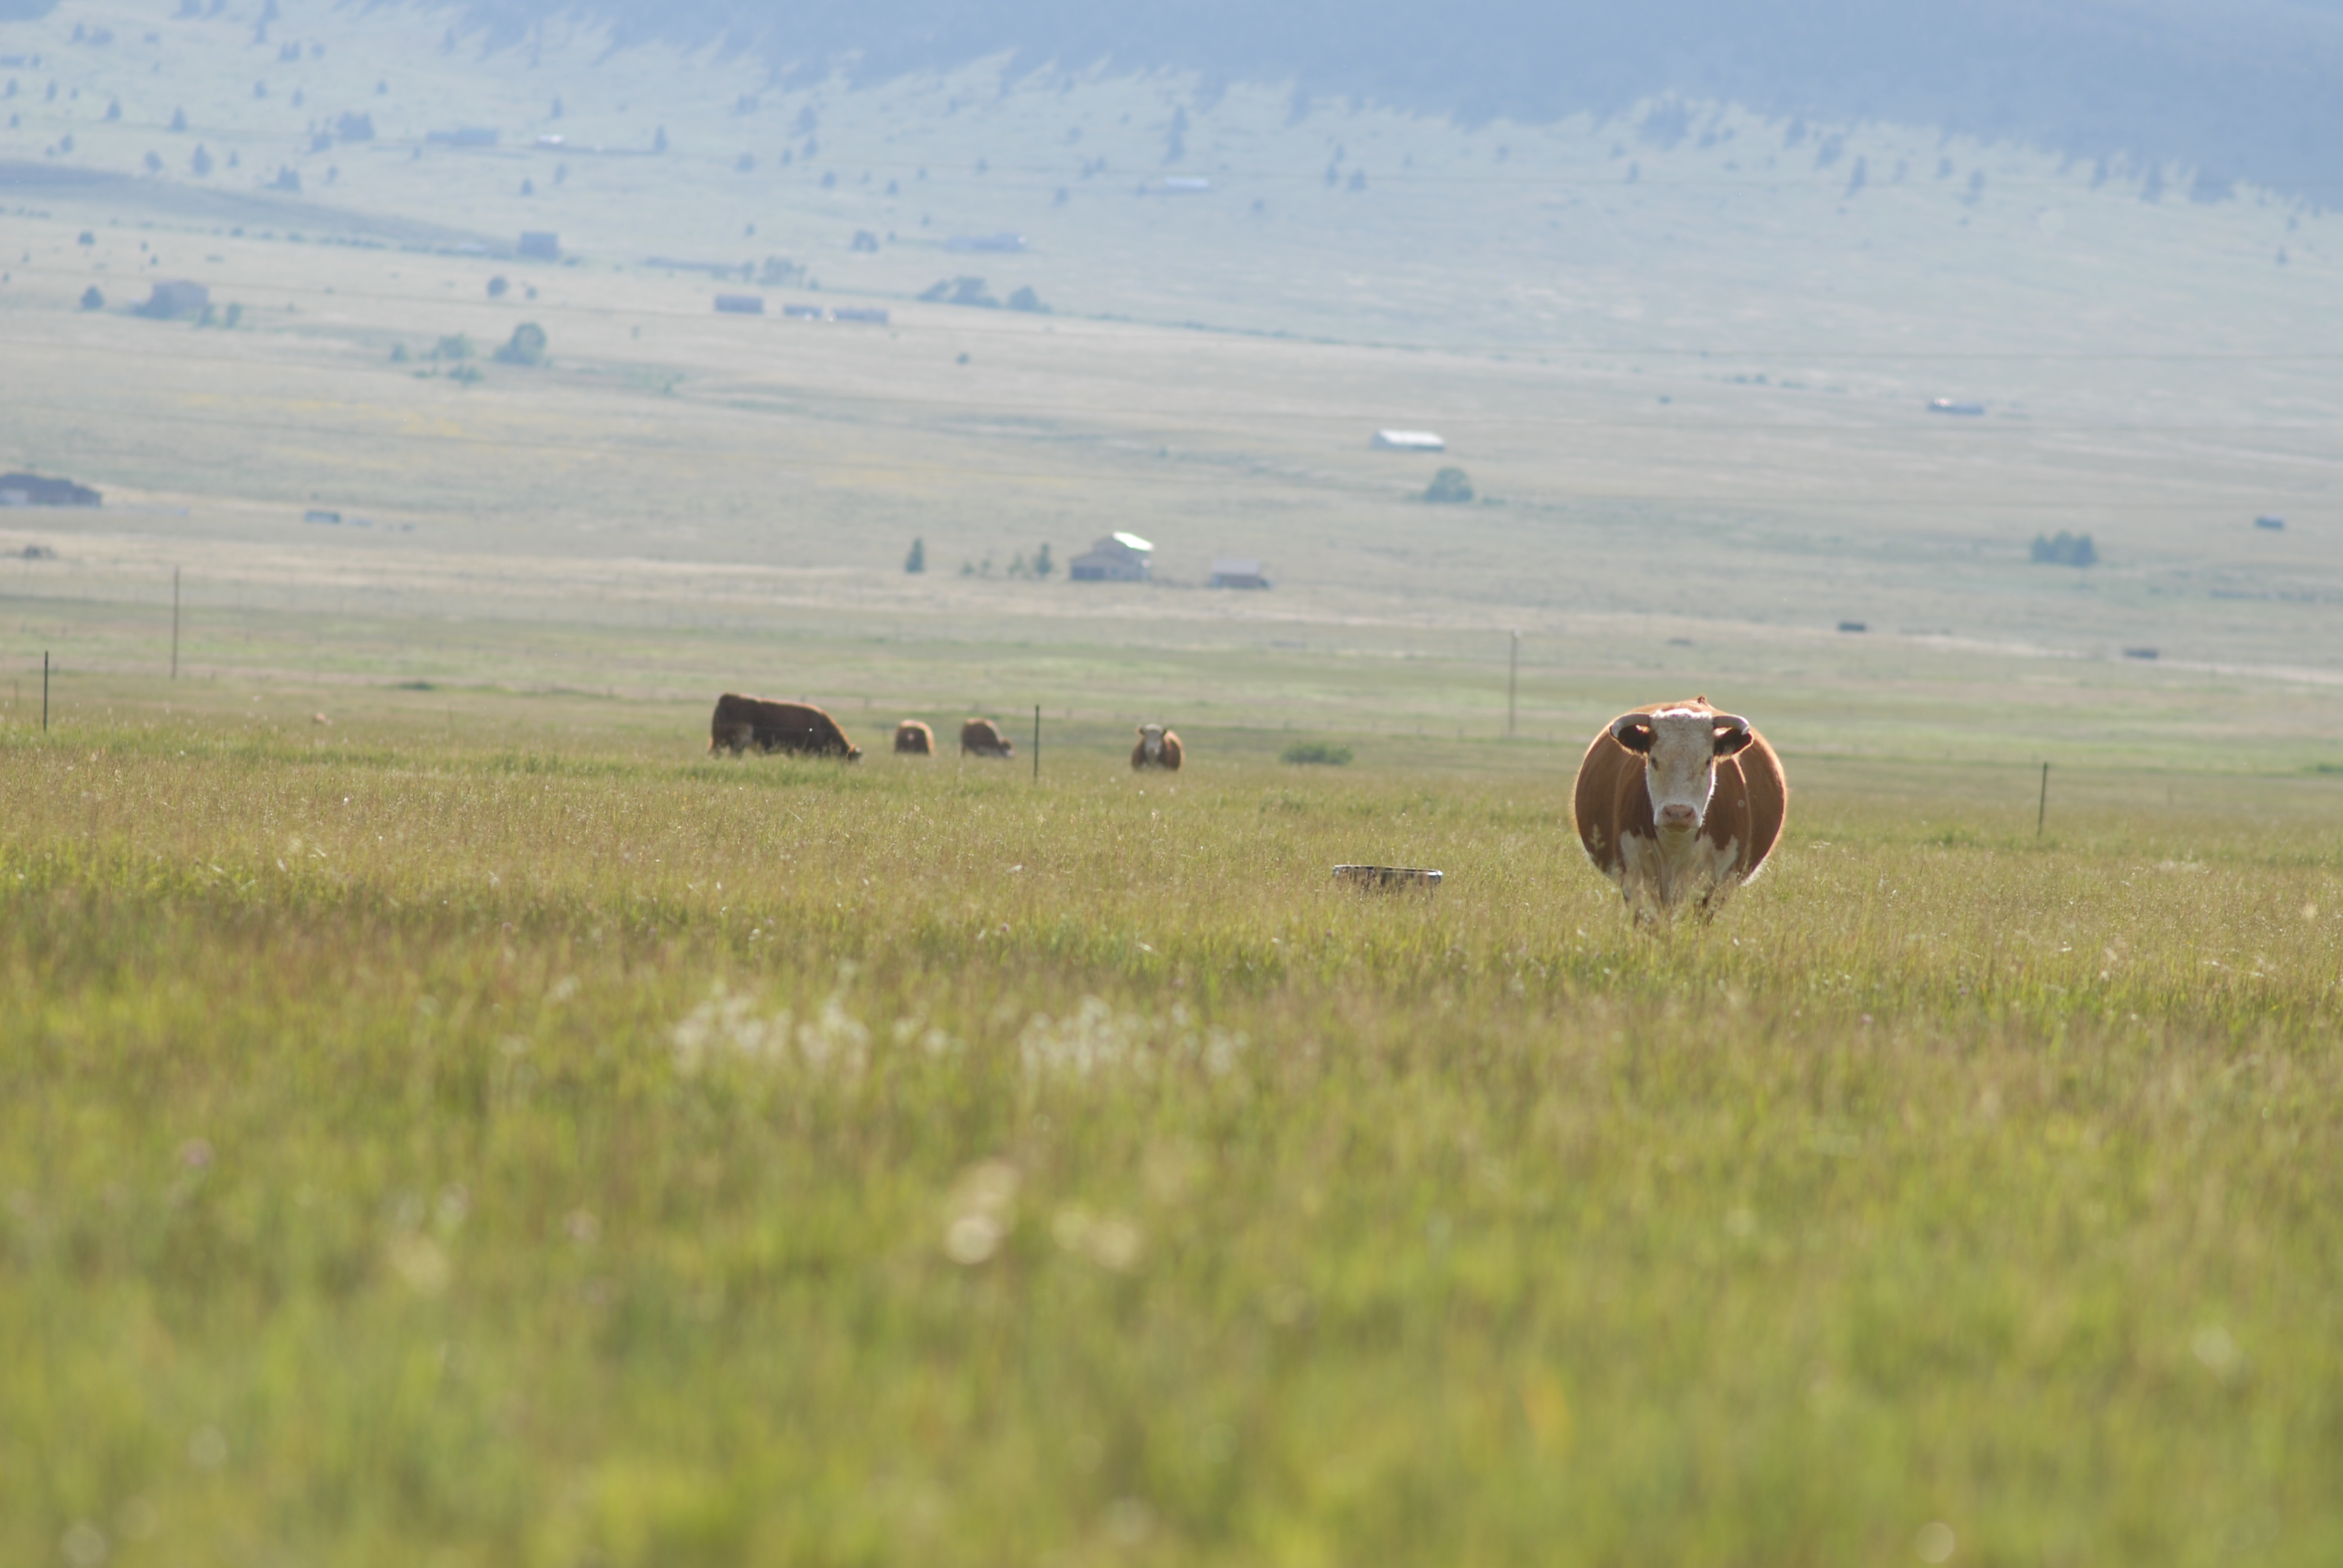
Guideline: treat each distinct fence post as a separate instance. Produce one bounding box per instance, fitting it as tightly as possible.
[171,566,181,680]
[1507,630,1519,739]
[1033,704,1041,782]
[43,650,50,733]
[2037,762,2050,838]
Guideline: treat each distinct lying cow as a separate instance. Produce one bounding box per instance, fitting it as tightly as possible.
[709,693,862,760]
[1573,696,1785,920]
[1130,724,1184,771]
[894,719,936,756]
[960,717,1015,758]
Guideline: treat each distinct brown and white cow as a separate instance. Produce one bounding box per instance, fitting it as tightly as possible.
[1573,696,1786,919]
[894,719,936,756]
[709,693,862,760]
[1130,724,1184,771]
[959,717,1016,759]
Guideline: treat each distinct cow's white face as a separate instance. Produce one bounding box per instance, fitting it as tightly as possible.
[1611,708,1754,836]
[1139,724,1165,759]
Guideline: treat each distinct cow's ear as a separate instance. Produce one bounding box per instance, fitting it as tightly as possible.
[1712,716,1754,757]
[1610,715,1657,753]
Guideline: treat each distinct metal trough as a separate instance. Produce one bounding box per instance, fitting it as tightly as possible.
[1332,865,1443,891]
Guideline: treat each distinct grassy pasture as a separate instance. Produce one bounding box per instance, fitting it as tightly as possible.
[4,711,2341,1566]
[3,5,2341,1558]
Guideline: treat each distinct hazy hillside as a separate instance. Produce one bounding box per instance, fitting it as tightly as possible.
[384,0,2343,202]
[4,0,2338,682]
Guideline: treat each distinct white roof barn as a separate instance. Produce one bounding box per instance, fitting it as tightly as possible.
[1371,430,1446,451]
[1210,557,1271,589]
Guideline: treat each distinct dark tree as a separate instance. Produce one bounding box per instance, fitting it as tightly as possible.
[493,322,549,365]
[1423,467,1474,503]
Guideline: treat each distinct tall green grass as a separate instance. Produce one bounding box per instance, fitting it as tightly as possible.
[4,725,2340,1566]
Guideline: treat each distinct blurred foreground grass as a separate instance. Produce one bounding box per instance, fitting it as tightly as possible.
[4,722,2341,1566]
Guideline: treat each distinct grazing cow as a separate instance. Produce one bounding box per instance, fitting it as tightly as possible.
[1130,724,1184,771]
[960,717,1015,758]
[894,719,936,756]
[1573,696,1786,920]
[709,693,862,760]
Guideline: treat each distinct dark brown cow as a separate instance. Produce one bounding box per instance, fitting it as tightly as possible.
[1130,724,1184,771]
[1573,695,1786,919]
[959,717,1015,758]
[709,694,862,760]
[894,720,936,756]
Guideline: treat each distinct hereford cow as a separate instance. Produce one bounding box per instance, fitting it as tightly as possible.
[1130,724,1184,771]
[894,719,936,756]
[1573,696,1786,920]
[709,693,862,760]
[960,717,1015,759]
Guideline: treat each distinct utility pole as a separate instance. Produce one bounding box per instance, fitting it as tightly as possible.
[171,566,181,680]
[2037,762,2050,838]
[1507,630,1519,740]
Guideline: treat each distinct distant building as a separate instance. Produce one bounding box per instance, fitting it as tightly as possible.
[1927,399,1987,416]
[1069,532,1153,582]
[714,294,765,315]
[0,472,101,506]
[1210,557,1271,589]
[782,303,825,320]
[1161,177,1212,194]
[1372,430,1446,452]
[833,305,890,325]
[945,232,1028,253]
[425,128,500,148]
[650,256,753,278]
[134,279,209,319]
[304,509,342,524]
[517,231,560,261]
[2255,514,2286,531]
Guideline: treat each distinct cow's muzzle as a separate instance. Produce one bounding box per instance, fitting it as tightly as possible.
[1656,803,1700,832]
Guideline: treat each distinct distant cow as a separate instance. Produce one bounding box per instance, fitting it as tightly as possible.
[1130,724,1184,771]
[1573,696,1786,920]
[709,693,862,759]
[960,717,1015,758]
[894,719,936,755]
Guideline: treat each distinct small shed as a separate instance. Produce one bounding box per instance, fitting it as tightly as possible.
[782,303,825,320]
[0,471,101,506]
[1372,430,1446,452]
[833,305,890,325]
[714,293,766,315]
[517,230,560,261]
[1069,532,1153,582]
[1210,558,1271,589]
[2254,514,2286,531]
